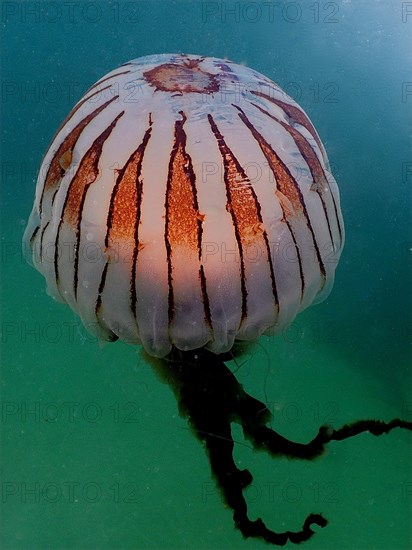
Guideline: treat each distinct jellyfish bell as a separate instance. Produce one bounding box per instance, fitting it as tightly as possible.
[23,53,343,357]
[23,54,411,546]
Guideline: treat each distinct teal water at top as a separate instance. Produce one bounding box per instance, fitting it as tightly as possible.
[1,1,411,549]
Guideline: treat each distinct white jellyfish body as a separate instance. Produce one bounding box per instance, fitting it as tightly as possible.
[23,53,344,357]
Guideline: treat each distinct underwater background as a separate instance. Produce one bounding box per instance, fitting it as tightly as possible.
[1,0,411,548]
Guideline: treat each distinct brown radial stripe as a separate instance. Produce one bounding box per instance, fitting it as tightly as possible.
[165,112,212,327]
[94,262,119,341]
[251,90,325,161]
[102,118,153,318]
[40,94,119,215]
[251,101,343,248]
[284,217,305,302]
[84,68,132,95]
[95,261,108,315]
[39,221,49,263]
[208,113,279,321]
[28,225,39,247]
[45,85,114,154]
[54,111,124,297]
[50,187,59,209]
[105,124,152,247]
[233,105,326,291]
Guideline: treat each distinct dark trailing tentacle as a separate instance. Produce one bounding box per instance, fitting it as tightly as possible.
[322,418,412,440]
[239,402,412,460]
[148,347,411,546]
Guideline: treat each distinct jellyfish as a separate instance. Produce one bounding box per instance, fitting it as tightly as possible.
[23,54,411,546]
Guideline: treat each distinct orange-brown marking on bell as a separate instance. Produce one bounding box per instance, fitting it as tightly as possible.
[41,94,119,214]
[166,143,199,254]
[143,60,219,94]
[54,110,124,296]
[234,105,326,285]
[63,111,124,229]
[251,90,324,159]
[59,149,73,172]
[235,107,305,219]
[251,102,327,190]
[275,190,295,219]
[107,150,141,243]
[251,101,342,247]
[208,114,279,320]
[100,119,153,317]
[68,111,124,299]
[165,112,212,327]
[206,118,265,249]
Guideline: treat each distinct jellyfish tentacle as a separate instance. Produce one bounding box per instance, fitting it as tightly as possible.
[233,509,328,546]
[234,379,328,459]
[150,348,411,546]
[230,362,412,459]
[189,414,328,546]
[189,402,328,546]
[239,400,412,460]
[151,349,329,546]
[318,418,412,442]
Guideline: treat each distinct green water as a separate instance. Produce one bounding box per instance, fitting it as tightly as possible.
[1,1,411,549]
